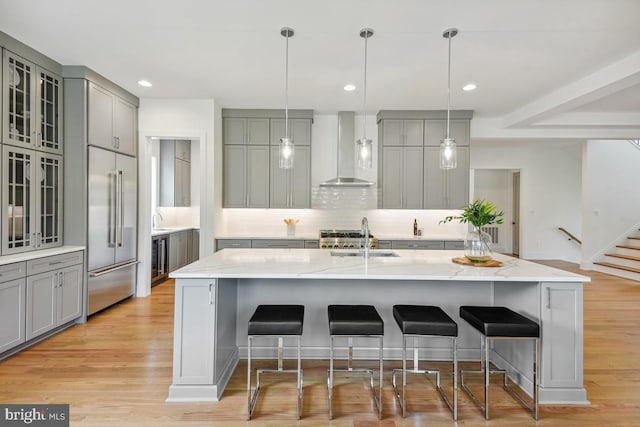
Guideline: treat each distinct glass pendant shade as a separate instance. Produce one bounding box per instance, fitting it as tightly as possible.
[440,138,457,169]
[356,138,372,169]
[279,137,294,169]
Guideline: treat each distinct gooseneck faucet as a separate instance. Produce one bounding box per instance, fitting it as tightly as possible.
[152,211,164,229]
[361,216,369,258]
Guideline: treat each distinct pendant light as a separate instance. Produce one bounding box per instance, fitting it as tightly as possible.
[356,28,374,169]
[440,28,458,170]
[279,27,295,169]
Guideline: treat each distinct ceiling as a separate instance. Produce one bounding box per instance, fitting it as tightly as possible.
[1,0,639,133]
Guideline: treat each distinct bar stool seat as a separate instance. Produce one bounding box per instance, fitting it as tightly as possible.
[392,305,458,419]
[247,305,304,420]
[459,306,540,420]
[327,305,383,419]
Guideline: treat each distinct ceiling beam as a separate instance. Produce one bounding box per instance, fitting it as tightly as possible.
[501,50,640,129]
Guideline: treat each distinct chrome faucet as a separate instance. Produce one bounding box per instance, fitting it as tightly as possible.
[361,216,369,258]
[152,212,164,229]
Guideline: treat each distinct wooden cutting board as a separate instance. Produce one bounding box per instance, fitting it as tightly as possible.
[452,257,504,268]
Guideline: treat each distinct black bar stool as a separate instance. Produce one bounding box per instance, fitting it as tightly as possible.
[459,306,540,420]
[327,305,383,419]
[392,305,458,420]
[247,305,304,420]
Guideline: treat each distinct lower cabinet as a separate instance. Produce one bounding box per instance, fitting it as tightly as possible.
[169,231,190,272]
[0,277,26,353]
[26,264,83,340]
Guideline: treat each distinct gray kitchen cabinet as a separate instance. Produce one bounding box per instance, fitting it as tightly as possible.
[424,119,470,147]
[304,240,319,248]
[169,230,190,272]
[216,239,251,251]
[160,139,191,207]
[2,50,63,155]
[223,118,270,145]
[2,146,63,254]
[391,240,445,250]
[269,118,312,145]
[380,119,423,146]
[377,240,392,250]
[223,145,269,208]
[379,146,423,209]
[25,261,82,341]
[540,283,584,389]
[424,146,470,209]
[88,81,137,156]
[251,239,305,249]
[191,229,200,262]
[0,262,26,353]
[269,146,311,208]
[444,240,465,250]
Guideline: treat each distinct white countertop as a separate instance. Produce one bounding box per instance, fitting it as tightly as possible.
[214,233,463,241]
[0,246,85,266]
[171,248,589,283]
[152,226,199,237]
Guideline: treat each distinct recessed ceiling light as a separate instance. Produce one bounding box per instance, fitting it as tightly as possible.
[138,80,153,87]
[463,83,477,91]
[344,84,356,91]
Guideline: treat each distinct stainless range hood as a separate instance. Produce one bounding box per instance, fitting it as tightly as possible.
[320,111,375,187]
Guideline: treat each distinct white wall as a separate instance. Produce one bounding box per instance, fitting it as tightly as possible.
[471,140,583,262]
[137,99,217,297]
[582,140,640,266]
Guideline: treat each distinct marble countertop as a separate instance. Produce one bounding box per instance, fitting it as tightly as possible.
[0,246,85,266]
[171,248,589,283]
[214,233,464,241]
[152,226,199,236]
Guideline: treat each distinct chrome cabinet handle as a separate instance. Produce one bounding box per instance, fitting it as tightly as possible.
[546,288,551,309]
[208,284,213,305]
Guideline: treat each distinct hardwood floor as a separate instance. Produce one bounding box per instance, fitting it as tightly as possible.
[1,262,639,426]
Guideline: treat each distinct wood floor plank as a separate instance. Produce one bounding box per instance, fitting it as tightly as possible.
[1,261,639,425]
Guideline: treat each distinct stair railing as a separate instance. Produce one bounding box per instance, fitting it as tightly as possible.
[558,227,582,245]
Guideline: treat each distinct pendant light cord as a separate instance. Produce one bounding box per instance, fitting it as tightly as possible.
[284,31,290,140]
[362,32,368,140]
[446,32,451,140]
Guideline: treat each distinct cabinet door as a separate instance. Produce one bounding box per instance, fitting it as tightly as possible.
[0,278,26,353]
[26,271,56,340]
[3,51,35,148]
[247,146,269,208]
[381,120,403,146]
[425,119,446,147]
[57,264,83,324]
[114,97,137,156]
[173,280,216,384]
[36,67,63,154]
[381,147,403,208]
[175,158,190,207]
[88,82,115,150]
[403,146,424,208]
[175,140,191,161]
[88,147,116,270]
[541,283,584,388]
[424,147,446,209]
[178,231,189,269]
[36,153,63,249]
[447,146,470,208]
[223,145,247,207]
[247,119,270,145]
[450,120,470,146]
[404,120,424,146]
[290,146,311,208]
[169,232,179,272]
[192,230,200,261]
[269,146,289,208]
[223,118,246,145]
[2,146,36,254]
[270,119,311,145]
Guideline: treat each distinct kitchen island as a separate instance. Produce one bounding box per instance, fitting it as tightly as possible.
[167,249,589,405]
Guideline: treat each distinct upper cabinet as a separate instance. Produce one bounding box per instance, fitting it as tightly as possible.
[88,81,137,156]
[2,50,63,154]
[222,109,313,208]
[160,139,191,207]
[377,110,472,210]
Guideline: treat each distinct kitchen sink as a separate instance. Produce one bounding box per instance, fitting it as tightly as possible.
[330,250,399,257]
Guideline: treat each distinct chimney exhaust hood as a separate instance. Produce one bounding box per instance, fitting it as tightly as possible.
[320,111,375,187]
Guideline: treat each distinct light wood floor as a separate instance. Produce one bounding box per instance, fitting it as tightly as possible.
[1,261,639,426]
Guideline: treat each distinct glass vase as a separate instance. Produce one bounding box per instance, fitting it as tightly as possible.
[464,226,493,263]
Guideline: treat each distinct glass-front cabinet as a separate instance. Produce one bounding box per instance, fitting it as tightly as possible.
[2,146,63,254]
[2,50,62,154]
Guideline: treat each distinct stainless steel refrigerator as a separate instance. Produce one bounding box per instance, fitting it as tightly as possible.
[87,146,138,315]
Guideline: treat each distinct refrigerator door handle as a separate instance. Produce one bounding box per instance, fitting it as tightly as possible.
[108,171,117,248]
[89,260,140,277]
[118,170,124,247]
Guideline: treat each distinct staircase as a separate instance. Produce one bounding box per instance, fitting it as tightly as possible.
[594,230,640,282]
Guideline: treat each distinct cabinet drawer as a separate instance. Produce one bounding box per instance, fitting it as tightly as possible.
[252,240,305,249]
[377,240,392,249]
[0,262,27,283]
[444,240,465,250]
[26,251,84,276]
[216,239,252,250]
[304,240,319,249]
[392,240,444,250]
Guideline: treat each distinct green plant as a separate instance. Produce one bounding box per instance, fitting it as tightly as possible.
[440,199,504,228]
